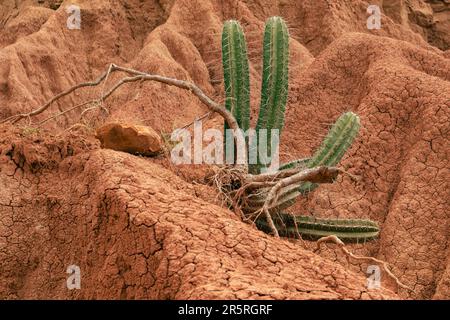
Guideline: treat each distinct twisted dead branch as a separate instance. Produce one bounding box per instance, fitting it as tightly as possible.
[1,70,110,124]
[258,167,339,237]
[0,63,246,166]
[1,63,409,293]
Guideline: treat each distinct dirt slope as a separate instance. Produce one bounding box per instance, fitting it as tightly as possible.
[0,125,398,299]
[0,0,449,299]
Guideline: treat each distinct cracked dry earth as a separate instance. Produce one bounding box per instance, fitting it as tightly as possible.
[0,0,449,299]
[0,126,397,299]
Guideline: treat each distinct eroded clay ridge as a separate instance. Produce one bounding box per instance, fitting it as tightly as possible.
[0,126,398,299]
[0,0,449,299]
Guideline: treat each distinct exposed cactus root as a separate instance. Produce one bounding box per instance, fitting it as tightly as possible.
[315,235,412,292]
[209,165,346,237]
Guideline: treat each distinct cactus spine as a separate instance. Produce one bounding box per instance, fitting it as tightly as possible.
[251,16,289,174]
[297,111,361,194]
[222,20,250,162]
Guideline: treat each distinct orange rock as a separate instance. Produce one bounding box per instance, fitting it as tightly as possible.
[95,123,162,156]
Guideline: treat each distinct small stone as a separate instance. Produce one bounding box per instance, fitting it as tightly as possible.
[95,123,162,156]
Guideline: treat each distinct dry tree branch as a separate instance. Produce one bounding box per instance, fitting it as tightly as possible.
[0,63,248,168]
[264,167,339,237]
[244,168,301,183]
[99,63,114,113]
[105,65,243,140]
[1,69,111,124]
[315,235,412,292]
[0,64,237,129]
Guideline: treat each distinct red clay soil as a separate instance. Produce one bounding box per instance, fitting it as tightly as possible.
[0,0,449,299]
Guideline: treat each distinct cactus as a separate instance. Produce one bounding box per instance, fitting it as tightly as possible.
[256,213,379,243]
[298,111,361,194]
[306,112,361,168]
[244,112,361,212]
[251,16,290,174]
[278,157,310,170]
[218,17,377,242]
[222,20,250,162]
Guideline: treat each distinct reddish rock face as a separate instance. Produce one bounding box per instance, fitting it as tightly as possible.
[95,123,162,156]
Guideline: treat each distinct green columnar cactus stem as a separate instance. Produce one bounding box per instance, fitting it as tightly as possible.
[251,16,289,174]
[256,213,379,243]
[298,111,361,194]
[245,112,361,212]
[222,20,250,162]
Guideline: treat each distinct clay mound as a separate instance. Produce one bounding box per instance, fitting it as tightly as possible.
[283,32,449,299]
[0,125,397,299]
[0,0,449,299]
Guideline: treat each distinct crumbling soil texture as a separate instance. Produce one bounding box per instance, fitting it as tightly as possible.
[0,0,449,300]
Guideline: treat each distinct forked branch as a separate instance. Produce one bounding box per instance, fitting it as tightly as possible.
[0,63,247,167]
